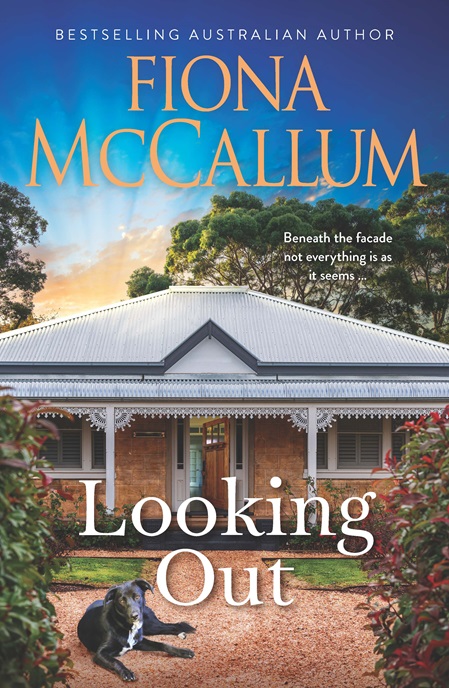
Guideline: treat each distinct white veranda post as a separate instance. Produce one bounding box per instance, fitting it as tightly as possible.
[307,406,318,523]
[105,406,115,510]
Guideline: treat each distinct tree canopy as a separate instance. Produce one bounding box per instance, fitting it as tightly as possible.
[0,182,47,329]
[165,191,397,315]
[351,173,449,341]
[127,172,449,342]
[126,266,172,299]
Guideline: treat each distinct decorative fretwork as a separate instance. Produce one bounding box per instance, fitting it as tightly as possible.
[326,407,444,420]
[287,406,445,432]
[37,407,106,430]
[317,409,335,430]
[289,410,308,430]
[114,406,305,430]
[115,408,134,430]
[38,404,447,432]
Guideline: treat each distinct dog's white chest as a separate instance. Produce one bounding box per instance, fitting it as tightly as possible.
[118,622,142,656]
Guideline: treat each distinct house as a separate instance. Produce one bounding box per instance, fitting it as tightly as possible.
[1,285,448,539]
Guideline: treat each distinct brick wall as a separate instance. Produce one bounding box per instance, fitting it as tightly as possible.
[49,418,380,524]
[252,420,379,519]
[49,478,106,518]
[253,417,306,517]
[48,418,169,519]
[115,417,169,518]
[317,478,377,498]
[317,478,379,515]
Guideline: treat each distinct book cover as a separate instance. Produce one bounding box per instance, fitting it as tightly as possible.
[1,1,448,687]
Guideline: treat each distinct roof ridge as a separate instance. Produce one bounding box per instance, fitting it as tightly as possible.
[0,289,173,340]
[169,285,249,292]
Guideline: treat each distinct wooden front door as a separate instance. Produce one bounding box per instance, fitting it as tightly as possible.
[202,418,229,510]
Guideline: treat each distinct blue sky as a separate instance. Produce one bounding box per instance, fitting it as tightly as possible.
[1,0,448,315]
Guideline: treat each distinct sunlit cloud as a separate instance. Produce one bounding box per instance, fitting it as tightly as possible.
[32,210,202,317]
[303,177,333,203]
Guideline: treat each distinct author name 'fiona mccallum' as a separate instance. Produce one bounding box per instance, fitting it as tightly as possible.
[55,27,394,42]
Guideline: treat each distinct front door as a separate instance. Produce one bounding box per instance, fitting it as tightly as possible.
[202,418,229,510]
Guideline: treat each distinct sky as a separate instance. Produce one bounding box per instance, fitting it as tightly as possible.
[1,0,448,317]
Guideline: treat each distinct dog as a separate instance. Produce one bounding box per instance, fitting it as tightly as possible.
[77,578,195,682]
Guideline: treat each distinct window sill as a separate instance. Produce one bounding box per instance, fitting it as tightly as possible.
[44,470,107,480]
[303,469,392,479]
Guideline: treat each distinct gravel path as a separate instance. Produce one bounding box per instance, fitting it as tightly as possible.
[52,550,385,688]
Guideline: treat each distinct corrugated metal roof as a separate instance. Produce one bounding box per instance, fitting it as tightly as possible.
[3,377,449,401]
[1,286,449,365]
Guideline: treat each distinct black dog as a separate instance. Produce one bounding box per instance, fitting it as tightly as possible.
[77,579,195,682]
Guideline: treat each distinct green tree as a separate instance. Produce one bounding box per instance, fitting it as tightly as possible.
[352,173,449,341]
[165,191,397,315]
[126,266,172,298]
[0,182,47,328]
[163,181,449,340]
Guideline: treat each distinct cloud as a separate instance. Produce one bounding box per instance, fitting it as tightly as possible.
[28,242,83,266]
[32,209,202,317]
[303,177,333,203]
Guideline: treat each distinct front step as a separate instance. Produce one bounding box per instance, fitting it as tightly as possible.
[141,519,287,551]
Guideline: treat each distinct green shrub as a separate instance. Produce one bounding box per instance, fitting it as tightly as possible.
[365,408,449,687]
[283,477,339,551]
[283,477,391,554]
[49,491,142,550]
[0,394,72,687]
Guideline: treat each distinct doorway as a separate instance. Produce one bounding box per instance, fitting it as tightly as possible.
[202,418,229,510]
[171,415,248,513]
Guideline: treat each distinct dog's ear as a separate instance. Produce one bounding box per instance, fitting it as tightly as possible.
[134,579,154,595]
[104,585,120,607]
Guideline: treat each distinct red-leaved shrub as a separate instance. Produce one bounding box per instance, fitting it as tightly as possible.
[365,407,449,687]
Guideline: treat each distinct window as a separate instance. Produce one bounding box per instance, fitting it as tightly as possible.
[317,431,328,469]
[337,417,382,468]
[39,415,106,470]
[391,416,407,460]
[91,429,106,468]
[315,415,414,475]
[235,418,243,470]
[177,418,185,469]
[40,416,82,468]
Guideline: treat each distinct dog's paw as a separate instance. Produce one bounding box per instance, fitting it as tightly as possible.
[179,648,194,659]
[178,632,187,640]
[178,622,196,635]
[120,668,137,682]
